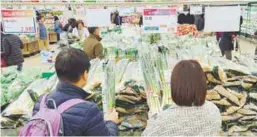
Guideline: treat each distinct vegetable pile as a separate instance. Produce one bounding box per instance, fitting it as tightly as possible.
[204,66,257,136]
[176,24,198,36]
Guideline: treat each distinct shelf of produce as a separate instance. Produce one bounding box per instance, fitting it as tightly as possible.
[48,32,57,43]
[22,39,40,56]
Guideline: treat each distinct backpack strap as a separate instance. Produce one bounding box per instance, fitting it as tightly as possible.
[40,94,48,109]
[57,99,85,113]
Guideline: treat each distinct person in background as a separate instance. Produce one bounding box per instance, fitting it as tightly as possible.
[219,32,236,60]
[62,18,76,33]
[83,27,104,60]
[37,15,49,50]
[54,16,62,41]
[219,16,243,60]
[143,60,221,136]
[178,8,195,25]
[63,18,72,32]
[195,14,204,31]
[1,24,24,71]
[72,20,89,41]
[112,10,121,26]
[139,15,143,27]
[33,48,118,136]
[69,18,77,33]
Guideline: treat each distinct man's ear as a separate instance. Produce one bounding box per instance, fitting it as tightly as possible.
[83,70,88,80]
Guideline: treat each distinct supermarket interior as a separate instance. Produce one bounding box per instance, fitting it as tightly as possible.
[1,0,257,136]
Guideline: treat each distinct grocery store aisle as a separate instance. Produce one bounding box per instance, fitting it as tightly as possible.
[23,44,58,70]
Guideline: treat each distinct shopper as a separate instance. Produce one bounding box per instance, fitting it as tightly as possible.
[32,48,118,136]
[195,14,204,31]
[219,32,236,60]
[72,20,89,41]
[62,18,76,33]
[139,15,143,27]
[1,25,24,71]
[112,11,121,26]
[54,16,62,41]
[83,27,104,60]
[142,60,221,136]
[37,15,49,50]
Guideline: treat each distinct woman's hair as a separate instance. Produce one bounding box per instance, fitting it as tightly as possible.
[88,27,98,34]
[69,18,77,28]
[76,20,84,27]
[54,16,59,21]
[171,60,207,106]
[36,15,44,22]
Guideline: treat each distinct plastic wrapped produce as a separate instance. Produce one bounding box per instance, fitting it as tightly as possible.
[115,59,130,84]
[2,79,50,117]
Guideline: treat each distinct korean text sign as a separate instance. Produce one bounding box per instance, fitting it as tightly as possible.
[1,9,36,34]
[143,8,177,33]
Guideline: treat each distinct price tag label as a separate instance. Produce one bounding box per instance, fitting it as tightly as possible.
[143,8,177,33]
[1,9,36,34]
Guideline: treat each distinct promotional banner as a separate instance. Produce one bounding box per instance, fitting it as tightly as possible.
[190,6,202,15]
[204,6,241,32]
[86,9,111,27]
[143,8,177,33]
[1,9,36,34]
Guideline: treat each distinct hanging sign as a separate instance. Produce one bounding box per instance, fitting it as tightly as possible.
[143,8,177,33]
[204,6,241,32]
[190,6,202,15]
[1,9,36,34]
[86,9,111,27]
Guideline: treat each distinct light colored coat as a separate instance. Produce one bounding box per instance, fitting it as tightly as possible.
[142,101,222,136]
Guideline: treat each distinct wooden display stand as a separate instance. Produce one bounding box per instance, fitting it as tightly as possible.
[48,32,57,43]
[22,40,40,56]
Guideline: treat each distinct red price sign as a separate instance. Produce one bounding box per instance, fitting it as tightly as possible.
[21,27,34,33]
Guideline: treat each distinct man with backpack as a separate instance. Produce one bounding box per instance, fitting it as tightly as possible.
[19,48,118,136]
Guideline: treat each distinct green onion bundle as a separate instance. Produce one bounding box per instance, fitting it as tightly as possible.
[138,45,161,114]
[102,60,116,114]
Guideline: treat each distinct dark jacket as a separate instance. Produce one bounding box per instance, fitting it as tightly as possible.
[178,13,195,25]
[83,34,104,60]
[33,82,118,136]
[195,15,204,31]
[1,34,24,66]
[219,32,236,51]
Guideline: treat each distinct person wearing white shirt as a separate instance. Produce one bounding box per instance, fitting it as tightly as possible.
[72,20,89,41]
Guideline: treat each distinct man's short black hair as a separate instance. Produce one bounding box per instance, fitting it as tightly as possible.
[55,48,91,83]
[88,27,98,34]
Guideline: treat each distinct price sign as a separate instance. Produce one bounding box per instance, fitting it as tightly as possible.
[1,10,36,34]
[143,8,177,33]
[86,9,111,27]
[190,6,203,15]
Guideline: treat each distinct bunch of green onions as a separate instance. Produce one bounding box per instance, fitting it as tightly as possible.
[138,45,161,114]
[102,59,116,114]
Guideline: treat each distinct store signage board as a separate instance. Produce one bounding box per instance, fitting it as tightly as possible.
[204,6,241,32]
[143,8,177,33]
[190,6,202,15]
[119,7,135,16]
[86,9,111,27]
[1,9,36,34]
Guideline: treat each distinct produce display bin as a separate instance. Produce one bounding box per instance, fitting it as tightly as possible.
[21,39,40,56]
[48,32,58,43]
